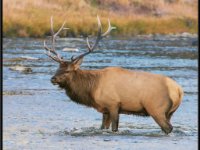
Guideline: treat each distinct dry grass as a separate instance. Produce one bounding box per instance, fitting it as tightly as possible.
[3,0,198,37]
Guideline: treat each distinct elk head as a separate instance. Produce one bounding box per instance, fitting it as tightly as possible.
[44,16,116,87]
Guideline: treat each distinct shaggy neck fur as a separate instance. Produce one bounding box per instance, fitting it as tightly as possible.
[63,69,100,107]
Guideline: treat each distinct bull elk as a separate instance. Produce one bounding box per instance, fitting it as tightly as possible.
[43,16,183,134]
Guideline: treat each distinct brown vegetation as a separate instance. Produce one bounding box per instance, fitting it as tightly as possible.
[3,0,198,37]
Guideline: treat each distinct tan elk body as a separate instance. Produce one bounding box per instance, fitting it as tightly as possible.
[44,16,183,134]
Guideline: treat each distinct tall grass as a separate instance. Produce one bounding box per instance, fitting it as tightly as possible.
[3,0,198,37]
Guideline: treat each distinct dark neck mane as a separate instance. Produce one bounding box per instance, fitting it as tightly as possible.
[63,69,100,107]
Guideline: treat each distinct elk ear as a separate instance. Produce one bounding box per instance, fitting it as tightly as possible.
[73,58,83,70]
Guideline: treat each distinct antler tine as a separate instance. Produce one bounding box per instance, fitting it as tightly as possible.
[50,16,55,36]
[46,51,62,62]
[71,16,116,62]
[86,37,92,50]
[86,15,102,52]
[51,16,66,50]
[44,41,62,63]
[44,16,67,63]
[89,15,103,51]
[102,19,116,37]
[54,21,66,37]
[44,39,63,63]
[50,16,56,51]
[44,40,57,55]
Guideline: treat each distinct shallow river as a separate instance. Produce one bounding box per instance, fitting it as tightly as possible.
[3,34,198,150]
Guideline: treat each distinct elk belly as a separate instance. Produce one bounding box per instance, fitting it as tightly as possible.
[116,87,149,115]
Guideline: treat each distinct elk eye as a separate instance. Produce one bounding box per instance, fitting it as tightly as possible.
[64,70,70,73]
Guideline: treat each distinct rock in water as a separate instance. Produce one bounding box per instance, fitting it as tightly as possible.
[9,65,32,73]
[19,56,39,60]
[192,40,197,46]
[62,47,79,52]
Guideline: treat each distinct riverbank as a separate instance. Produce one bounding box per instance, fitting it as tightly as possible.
[3,0,198,37]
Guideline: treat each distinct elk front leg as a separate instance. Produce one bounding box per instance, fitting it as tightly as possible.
[101,113,111,129]
[110,107,119,132]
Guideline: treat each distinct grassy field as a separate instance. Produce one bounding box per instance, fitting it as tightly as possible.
[3,0,198,37]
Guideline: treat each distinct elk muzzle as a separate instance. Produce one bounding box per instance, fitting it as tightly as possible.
[51,76,58,85]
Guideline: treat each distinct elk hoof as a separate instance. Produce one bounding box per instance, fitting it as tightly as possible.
[112,129,118,132]
[163,125,173,135]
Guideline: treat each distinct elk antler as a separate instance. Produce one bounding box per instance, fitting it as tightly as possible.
[44,16,68,63]
[71,15,116,62]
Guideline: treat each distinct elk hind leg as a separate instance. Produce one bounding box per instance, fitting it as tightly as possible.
[166,110,175,122]
[152,114,173,134]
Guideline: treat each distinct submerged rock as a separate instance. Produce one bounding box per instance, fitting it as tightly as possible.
[62,47,79,52]
[19,56,39,60]
[3,90,33,95]
[175,32,197,38]
[192,40,198,46]
[4,56,39,62]
[9,65,32,73]
[103,138,111,142]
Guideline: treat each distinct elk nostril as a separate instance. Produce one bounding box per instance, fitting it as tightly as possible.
[51,77,56,83]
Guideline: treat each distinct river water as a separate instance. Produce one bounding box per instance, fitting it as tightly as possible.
[3,34,198,150]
